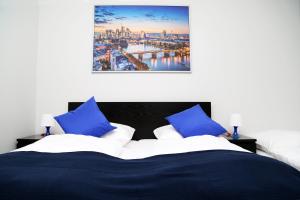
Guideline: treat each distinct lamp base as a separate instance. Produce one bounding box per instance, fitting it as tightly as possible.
[45,126,51,136]
[232,126,239,140]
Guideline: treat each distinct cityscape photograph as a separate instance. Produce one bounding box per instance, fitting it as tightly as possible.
[93,6,190,72]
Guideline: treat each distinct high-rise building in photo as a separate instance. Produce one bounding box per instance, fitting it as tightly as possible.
[140,31,145,39]
[116,29,120,38]
[121,26,125,38]
[162,30,167,39]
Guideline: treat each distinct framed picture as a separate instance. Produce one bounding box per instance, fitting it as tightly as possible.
[93,5,190,72]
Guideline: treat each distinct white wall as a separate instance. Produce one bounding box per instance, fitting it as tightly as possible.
[35,0,300,135]
[1,0,298,153]
[0,0,38,152]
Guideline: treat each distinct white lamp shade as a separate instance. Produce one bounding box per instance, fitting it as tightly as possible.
[41,114,55,127]
[230,113,242,127]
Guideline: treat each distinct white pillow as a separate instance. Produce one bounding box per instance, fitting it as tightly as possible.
[249,130,300,152]
[101,122,135,145]
[153,125,183,139]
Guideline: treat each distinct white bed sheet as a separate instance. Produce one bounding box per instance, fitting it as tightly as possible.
[15,134,249,160]
[14,134,124,157]
[119,135,248,159]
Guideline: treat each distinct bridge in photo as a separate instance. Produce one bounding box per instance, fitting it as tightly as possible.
[123,52,149,71]
[126,49,189,60]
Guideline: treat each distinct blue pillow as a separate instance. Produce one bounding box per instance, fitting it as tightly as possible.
[54,97,116,137]
[166,105,227,138]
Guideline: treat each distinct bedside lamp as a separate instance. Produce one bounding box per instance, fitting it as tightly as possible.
[230,113,242,140]
[41,114,55,136]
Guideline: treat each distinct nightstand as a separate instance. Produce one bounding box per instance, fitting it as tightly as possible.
[16,135,45,149]
[225,134,257,153]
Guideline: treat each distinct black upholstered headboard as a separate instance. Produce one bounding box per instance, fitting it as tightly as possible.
[68,102,211,140]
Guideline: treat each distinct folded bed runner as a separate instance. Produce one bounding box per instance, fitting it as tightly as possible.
[0,150,299,200]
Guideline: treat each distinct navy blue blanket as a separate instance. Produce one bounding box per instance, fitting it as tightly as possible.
[0,150,299,200]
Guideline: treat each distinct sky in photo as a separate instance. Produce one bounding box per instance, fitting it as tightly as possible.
[94,6,189,34]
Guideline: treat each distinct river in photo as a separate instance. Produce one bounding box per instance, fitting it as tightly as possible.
[124,44,190,71]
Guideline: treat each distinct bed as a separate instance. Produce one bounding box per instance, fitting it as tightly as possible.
[0,102,300,200]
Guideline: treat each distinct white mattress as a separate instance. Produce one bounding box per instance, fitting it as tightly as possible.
[244,130,300,171]
[260,148,300,171]
[15,134,248,160]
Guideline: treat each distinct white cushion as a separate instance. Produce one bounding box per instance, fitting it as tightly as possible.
[153,125,183,139]
[101,123,135,145]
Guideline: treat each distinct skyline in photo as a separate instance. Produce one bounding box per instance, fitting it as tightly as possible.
[93,5,190,71]
[94,6,189,34]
